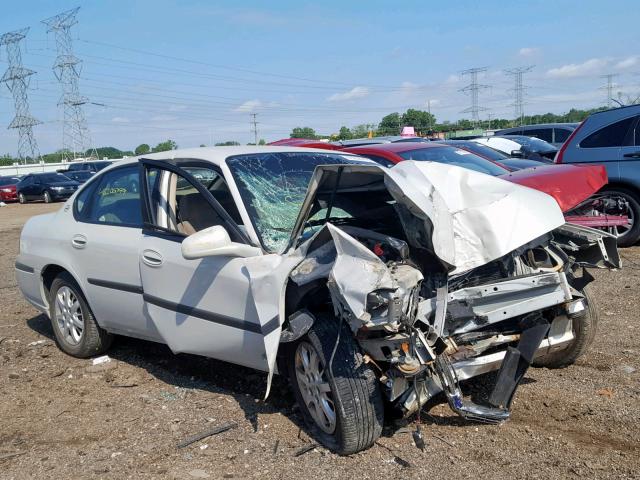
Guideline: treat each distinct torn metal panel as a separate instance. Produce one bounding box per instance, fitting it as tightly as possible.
[552,222,621,269]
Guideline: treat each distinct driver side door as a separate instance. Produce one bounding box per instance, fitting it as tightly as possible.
[138,159,272,371]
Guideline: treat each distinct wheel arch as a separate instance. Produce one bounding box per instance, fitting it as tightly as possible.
[40,264,85,312]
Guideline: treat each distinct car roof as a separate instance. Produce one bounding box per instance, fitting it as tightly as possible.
[120,145,351,168]
[343,142,445,154]
[498,123,578,130]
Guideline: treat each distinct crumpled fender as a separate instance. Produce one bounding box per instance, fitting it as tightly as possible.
[500,164,608,212]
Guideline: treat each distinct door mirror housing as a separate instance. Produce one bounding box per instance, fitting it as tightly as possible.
[510,149,524,158]
[181,225,261,259]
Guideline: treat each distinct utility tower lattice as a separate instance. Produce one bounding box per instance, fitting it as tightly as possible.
[600,74,618,109]
[42,7,94,160]
[505,66,533,126]
[250,113,258,145]
[459,67,490,128]
[0,28,41,164]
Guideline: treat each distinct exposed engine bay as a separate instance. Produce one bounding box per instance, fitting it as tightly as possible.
[278,161,620,424]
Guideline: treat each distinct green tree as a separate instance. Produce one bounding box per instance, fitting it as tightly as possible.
[378,112,401,135]
[290,127,317,139]
[152,140,177,152]
[401,109,436,135]
[350,124,376,139]
[258,139,266,145]
[215,141,241,146]
[338,126,352,140]
[134,144,151,155]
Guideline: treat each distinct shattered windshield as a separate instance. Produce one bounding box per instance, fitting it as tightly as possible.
[226,152,368,252]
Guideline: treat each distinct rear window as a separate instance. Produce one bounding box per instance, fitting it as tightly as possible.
[524,128,553,143]
[580,117,635,148]
[398,147,508,176]
[553,128,571,143]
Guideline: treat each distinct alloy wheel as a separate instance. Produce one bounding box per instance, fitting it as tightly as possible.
[54,286,84,345]
[294,341,336,434]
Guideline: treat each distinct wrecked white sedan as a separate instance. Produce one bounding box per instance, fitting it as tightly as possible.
[16,146,619,455]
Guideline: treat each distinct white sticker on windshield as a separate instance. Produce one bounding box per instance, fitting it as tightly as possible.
[454,149,470,155]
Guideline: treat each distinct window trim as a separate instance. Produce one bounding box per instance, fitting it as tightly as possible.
[73,163,143,229]
[139,158,252,245]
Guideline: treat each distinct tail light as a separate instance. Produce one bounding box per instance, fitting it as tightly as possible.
[555,120,585,164]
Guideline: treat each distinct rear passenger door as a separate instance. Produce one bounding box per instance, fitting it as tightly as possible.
[619,115,640,188]
[71,164,154,340]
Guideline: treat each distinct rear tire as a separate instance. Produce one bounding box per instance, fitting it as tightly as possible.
[601,187,640,247]
[533,287,598,368]
[49,272,113,358]
[288,313,384,455]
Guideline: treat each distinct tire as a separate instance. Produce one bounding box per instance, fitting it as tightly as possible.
[533,287,598,368]
[601,187,640,247]
[48,272,113,358]
[18,192,26,204]
[43,190,52,203]
[287,313,384,455]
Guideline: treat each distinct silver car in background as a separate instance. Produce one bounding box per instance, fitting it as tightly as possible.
[15,146,619,454]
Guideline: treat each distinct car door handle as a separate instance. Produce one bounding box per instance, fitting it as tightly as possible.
[71,234,87,249]
[623,151,640,158]
[142,249,163,267]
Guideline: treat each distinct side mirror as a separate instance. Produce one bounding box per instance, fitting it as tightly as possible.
[181,225,261,259]
[510,150,524,158]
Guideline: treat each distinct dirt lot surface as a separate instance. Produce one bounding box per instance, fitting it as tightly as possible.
[1,202,638,479]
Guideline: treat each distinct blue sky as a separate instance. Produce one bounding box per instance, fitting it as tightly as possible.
[0,0,639,154]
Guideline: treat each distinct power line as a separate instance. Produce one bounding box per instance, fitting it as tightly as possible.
[504,66,533,125]
[459,67,490,127]
[0,27,41,164]
[42,7,95,160]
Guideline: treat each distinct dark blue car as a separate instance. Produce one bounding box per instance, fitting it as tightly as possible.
[17,172,80,204]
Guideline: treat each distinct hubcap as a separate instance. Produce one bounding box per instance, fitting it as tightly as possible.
[294,342,336,434]
[603,194,634,238]
[54,286,84,345]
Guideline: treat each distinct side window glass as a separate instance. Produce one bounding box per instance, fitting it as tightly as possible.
[527,129,553,143]
[553,128,570,143]
[144,166,243,240]
[85,165,142,226]
[581,117,635,148]
[74,183,94,220]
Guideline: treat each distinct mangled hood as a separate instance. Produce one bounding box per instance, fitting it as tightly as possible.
[290,161,566,274]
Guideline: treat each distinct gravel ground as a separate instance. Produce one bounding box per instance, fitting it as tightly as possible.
[0,202,638,479]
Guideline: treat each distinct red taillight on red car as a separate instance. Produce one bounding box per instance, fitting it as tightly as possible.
[555,120,585,164]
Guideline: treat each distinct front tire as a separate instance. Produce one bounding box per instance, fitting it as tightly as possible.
[533,287,598,368]
[18,192,26,204]
[288,314,384,455]
[43,190,52,203]
[49,272,113,358]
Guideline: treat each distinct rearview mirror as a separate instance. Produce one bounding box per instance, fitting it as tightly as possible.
[510,150,524,158]
[181,225,261,259]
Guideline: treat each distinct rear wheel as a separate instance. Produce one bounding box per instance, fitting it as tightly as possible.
[49,272,113,358]
[600,187,640,247]
[533,287,598,368]
[43,190,52,203]
[288,314,384,455]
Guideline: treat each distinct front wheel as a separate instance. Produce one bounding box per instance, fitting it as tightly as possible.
[533,287,598,368]
[18,192,26,204]
[43,190,52,203]
[288,314,384,455]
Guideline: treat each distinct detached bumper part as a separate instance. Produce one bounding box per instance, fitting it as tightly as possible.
[433,315,550,423]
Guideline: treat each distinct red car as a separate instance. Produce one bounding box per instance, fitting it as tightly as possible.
[0,175,20,202]
[338,142,627,229]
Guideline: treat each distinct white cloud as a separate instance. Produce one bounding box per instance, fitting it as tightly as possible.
[326,86,370,102]
[518,47,540,57]
[616,55,639,70]
[111,116,130,123]
[234,99,263,112]
[546,58,608,78]
[445,74,459,84]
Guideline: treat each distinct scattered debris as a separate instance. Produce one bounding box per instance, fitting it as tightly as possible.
[199,444,208,450]
[109,382,139,388]
[412,425,426,451]
[596,388,615,398]
[176,421,237,449]
[92,355,111,365]
[27,340,46,347]
[620,365,636,374]
[110,452,122,459]
[272,439,280,455]
[55,410,70,418]
[432,434,455,448]
[0,451,25,461]
[188,469,210,479]
[0,202,6,208]
[393,456,412,468]
[294,443,318,457]
[8,372,19,379]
